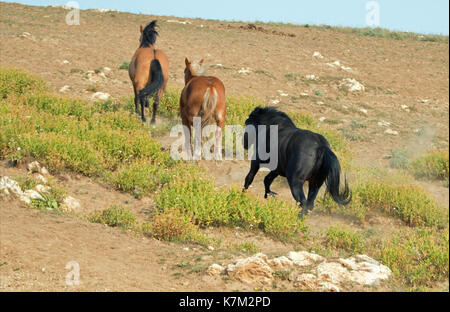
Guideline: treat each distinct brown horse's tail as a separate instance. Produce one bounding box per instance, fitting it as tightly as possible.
[200,87,218,128]
[138,59,163,103]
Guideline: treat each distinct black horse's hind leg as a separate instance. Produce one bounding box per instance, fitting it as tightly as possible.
[288,178,308,217]
[305,180,322,212]
[264,170,279,198]
[134,95,139,114]
[243,160,260,192]
[151,94,159,125]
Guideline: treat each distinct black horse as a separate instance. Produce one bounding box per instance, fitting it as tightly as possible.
[242,107,351,217]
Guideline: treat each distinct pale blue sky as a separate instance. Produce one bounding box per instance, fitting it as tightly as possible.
[3,0,449,35]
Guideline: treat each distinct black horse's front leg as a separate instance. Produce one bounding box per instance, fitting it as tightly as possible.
[243,160,260,192]
[264,170,279,198]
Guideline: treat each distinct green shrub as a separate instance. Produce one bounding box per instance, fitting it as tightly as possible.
[325,225,365,253]
[410,150,449,183]
[89,205,137,230]
[0,67,46,98]
[377,228,449,287]
[119,61,130,70]
[388,149,409,169]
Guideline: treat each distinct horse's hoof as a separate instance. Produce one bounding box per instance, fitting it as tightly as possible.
[264,191,278,199]
[242,187,247,193]
[298,209,309,219]
[150,119,156,125]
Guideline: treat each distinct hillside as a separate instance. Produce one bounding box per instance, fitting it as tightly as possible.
[0,2,448,292]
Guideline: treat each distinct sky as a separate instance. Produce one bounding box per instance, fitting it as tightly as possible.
[3,0,449,35]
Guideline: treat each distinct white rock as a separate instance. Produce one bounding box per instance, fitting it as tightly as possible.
[0,176,23,196]
[384,129,399,136]
[268,256,293,270]
[62,60,70,65]
[401,105,410,111]
[91,92,111,101]
[319,117,326,122]
[62,196,81,211]
[183,247,189,251]
[103,67,111,73]
[34,174,47,185]
[287,251,325,267]
[20,190,44,204]
[59,85,70,93]
[359,108,368,115]
[271,99,280,105]
[339,78,365,93]
[226,253,273,285]
[207,245,215,251]
[377,120,391,127]
[316,262,350,284]
[313,51,324,59]
[35,184,50,193]
[27,161,42,173]
[294,273,317,289]
[318,281,340,292]
[305,74,317,80]
[238,68,252,74]
[207,264,224,276]
[166,19,191,25]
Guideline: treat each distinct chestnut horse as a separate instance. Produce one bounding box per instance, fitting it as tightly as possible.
[129,20,169,123]
[180,58,226,160]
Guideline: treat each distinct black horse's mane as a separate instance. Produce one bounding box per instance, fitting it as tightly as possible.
[140,20,159,48]
[246,106,296,129]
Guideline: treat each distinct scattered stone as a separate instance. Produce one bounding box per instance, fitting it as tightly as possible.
[359,108,368,115]
[226,253,273,285]
[166,19,192,25]
[62,196,81,211]
[319,117,326,122]
[384,129,399,136]
[91,92,111,101]
[305,74,318,80]
[27,161,42,173]
[19,32,36,41]
[377,120,391,127]
[207,246,215,251]
[93,8,120,13]
[59,85,70,93]
[271,99,280,105]
[103,67,111,73]
[339,78,365,93]
[277,90,289,97]
[207,264,224,276]
[419,99,429,103]
[62,60,70,65]
[287,251,325,267]
[238,68,252,74]
[401,105,410,112]
[183,247,189,251]
[313,51,324,59]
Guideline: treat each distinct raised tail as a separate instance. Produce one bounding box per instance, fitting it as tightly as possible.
[200,87,218,128]
[318,146,352,206]
[138,58,163,104]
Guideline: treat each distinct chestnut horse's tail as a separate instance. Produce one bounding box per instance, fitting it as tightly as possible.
[138,58,163,103]
[200,87,218,128]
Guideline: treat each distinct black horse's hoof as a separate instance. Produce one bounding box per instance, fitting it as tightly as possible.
[298,209,309,219]
[141,117,146,123]
[242,187,247,193]
[150,119,156,125]
[264,191,278,199]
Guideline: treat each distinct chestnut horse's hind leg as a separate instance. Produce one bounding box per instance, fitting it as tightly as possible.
[264,170,279,198]
[181,116,193,161]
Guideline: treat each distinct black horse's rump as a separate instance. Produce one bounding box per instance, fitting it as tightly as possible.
[243,106,351,217]
[140,20,159,48]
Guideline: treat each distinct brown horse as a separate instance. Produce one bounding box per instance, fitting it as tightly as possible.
[180,58,226,160]
[129,20,169,123]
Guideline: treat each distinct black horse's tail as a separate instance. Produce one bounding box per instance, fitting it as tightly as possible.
[317,146,352,206]
[138,58,163,104]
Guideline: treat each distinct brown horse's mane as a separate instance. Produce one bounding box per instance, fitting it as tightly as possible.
[140,20,159,48]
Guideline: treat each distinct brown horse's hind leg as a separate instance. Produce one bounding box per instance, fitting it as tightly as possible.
[215,119,224,160]
[181,116,192,160]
